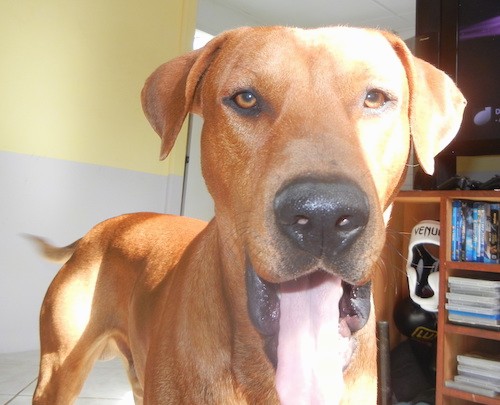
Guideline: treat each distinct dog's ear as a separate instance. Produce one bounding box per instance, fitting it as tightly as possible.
[381,31,466,174]
[141,33,228,160]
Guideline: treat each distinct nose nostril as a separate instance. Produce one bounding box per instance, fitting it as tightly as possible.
[295,215,309,226]
[336,215,352,229]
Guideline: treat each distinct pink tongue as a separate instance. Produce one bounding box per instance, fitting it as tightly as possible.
[275,273,346,405]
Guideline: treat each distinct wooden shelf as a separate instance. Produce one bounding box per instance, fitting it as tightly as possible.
[442,386,500,405]
[397,190,500,202]
[396,190,444,203]
[444,261,500,273]
[444,323,500,341]
[388,190,500,405]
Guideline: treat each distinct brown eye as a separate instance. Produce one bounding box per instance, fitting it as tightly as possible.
[233,91,257,109]
[364,90,388,109]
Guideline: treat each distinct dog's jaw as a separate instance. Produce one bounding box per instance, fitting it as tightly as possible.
[245,262,280,368]
[246,265,371,403]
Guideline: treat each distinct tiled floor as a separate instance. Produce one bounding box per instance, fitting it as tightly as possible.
[0,351,134,404]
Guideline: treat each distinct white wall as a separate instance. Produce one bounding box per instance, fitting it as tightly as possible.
[0,151,183,352]
[183,116,215,221]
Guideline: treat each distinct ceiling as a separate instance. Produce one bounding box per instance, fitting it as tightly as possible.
[208,0,416,39]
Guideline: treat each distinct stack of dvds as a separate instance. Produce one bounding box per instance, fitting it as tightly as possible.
[446,276,500,330]
[445,353,500,398]
[451,200,499,263]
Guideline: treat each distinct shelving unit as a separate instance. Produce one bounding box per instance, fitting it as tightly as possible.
[384,190,500,405]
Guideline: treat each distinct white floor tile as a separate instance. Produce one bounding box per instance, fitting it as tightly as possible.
[76,398,133,405]
[0,351,39,365]
[0,351,134,404]
[0,394,15,403]
[79,358,131,399]
[0,350,39,396]
[18,379,36,396]
[4,395,33,405]
[0,366,37,396]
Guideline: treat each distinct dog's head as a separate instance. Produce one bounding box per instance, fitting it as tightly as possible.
[142,26,465,403]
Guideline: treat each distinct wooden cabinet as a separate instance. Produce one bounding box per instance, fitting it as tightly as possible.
[375,190,500,405]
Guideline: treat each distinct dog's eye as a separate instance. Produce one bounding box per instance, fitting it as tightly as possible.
[224,90,263,117]
[364,90,388,109]
[233,91,258,109]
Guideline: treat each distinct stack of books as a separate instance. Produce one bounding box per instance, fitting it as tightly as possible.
[451,200,499,263]
[445,353,500,398]
[446,276,500,330]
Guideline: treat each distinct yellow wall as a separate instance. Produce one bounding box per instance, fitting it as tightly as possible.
[0,0,197,176]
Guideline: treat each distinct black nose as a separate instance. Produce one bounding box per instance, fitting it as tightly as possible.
[274,178,369,258]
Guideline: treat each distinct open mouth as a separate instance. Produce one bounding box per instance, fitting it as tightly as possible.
[246,263,371,403]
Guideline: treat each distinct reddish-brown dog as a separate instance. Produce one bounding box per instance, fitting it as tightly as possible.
[32,27,465,404]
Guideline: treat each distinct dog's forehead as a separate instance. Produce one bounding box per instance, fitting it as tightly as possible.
[215,27,405,85]
[293,27,398,64]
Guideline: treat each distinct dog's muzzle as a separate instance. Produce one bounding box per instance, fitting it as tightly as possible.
[246,177,373,403]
